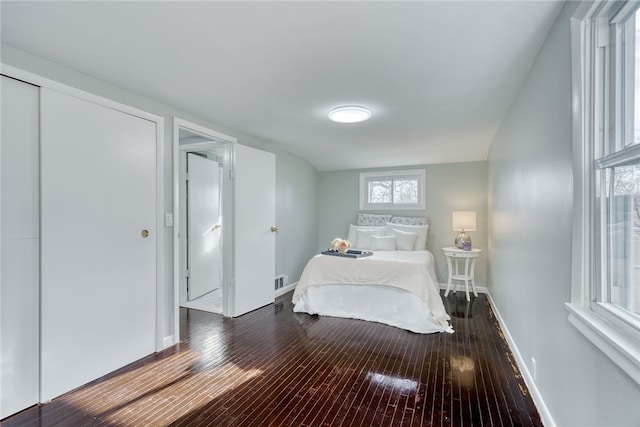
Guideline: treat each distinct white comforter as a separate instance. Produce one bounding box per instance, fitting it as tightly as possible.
[292,250,451,331]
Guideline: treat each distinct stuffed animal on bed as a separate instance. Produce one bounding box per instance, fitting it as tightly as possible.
[330,238,351,253]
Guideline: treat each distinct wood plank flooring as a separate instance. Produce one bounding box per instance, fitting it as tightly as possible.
[1,291,541,427]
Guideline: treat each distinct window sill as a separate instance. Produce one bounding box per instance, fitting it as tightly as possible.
[359,205,426,211]
[566,303,640,385]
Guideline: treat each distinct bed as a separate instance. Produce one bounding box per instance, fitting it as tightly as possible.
[292,215,453,334]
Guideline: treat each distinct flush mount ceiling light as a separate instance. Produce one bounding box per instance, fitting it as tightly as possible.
[328,105,372,123]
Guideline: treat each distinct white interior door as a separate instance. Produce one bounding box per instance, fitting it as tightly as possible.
[187,153,221,300]
[234,144,275,316]
[40,88,157,402]
[0,76,40,418]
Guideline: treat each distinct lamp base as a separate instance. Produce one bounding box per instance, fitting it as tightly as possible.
[455,232,472,250]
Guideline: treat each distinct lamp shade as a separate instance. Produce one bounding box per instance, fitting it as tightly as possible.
[452,211,476,231]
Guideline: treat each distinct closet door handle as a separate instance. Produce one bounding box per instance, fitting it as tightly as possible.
[270,226,279,233]
[141,229,150,238]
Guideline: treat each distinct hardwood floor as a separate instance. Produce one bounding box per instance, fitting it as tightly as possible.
[2,291,541,427]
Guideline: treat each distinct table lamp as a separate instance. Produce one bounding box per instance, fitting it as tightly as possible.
[452,211,476,250]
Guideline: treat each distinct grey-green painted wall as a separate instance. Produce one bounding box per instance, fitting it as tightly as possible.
[318,162,488,286]
[487,2,640,426]
[275,149,318,283]
[1,44,318,342]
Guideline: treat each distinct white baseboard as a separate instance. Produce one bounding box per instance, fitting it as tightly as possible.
[485,291,555,427]
[162,335,175,349]
[438,282,488,295]
[273,281,552,423]
[275,281,297,298]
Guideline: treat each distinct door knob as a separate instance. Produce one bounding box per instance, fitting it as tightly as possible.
[141,229,150,238]
[271,226,279,233]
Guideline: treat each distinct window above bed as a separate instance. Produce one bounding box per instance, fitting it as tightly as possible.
[359,169,426,211]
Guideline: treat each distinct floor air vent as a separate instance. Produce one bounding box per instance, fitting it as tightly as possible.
[274,275,286,290]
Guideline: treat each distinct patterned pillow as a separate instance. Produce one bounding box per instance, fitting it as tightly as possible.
[357,213,393,226]
[390,216,430,226]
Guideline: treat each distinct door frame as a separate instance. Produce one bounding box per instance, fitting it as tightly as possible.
[0,64,166,352]
[173,118,236,339]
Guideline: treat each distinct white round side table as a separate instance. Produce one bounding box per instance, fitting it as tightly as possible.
[442,247,481,301]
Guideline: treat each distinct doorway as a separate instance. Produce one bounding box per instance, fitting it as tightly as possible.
[173,119,235,337]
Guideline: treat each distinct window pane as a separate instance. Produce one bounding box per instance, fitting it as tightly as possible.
[605,164,640,316]
[368,180,391,204]
[393,179,418,204]
[360,170,425,210]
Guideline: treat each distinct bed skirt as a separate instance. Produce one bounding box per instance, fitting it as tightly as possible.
[293,283,454,334]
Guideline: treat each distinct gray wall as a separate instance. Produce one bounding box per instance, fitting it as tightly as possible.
[1,44,319,342]
[318,162,487,285]
[274,149,318,283]
[487,2,640,426]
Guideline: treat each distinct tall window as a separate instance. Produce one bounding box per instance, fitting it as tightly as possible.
[596,3,640,322]
[359,169,426,210]
[570,0,640,385]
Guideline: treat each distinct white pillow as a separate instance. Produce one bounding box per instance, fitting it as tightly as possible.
[347,224,385,247]
[392,228,418,251]
[356,228,383,250]
[385,222,429,250]
[371,235,396,251]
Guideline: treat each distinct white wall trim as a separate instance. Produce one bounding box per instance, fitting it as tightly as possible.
[485,291,556,427]
[438,283,488,295]
[440,285,555,424]
[566,303,640,385]
[155,108,166,352]
[173,117,236,342]
[359,169,426,211]
[163,335,175,349]
[567,0,640,387]
[275,281,297,298]
[1,64,162,124]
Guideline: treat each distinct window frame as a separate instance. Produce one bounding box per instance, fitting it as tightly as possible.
[568,0,640,385]
[359,169,426,211]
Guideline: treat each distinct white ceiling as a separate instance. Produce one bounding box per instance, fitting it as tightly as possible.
[1,1,564,172]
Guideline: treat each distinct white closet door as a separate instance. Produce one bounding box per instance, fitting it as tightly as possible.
[40,89,157,402]
[234,144,275,316]
[187,153,221,300]
[0,76,40,418]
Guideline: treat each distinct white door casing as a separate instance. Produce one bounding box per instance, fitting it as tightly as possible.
[40,88,157,402]
[173,118,236,338]
[233,144,275,317]
[187,153,222,300]
[0,76,40,418]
